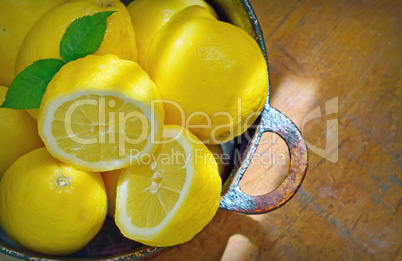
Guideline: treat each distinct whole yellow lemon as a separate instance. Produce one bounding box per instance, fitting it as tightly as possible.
[0,86,43,179]
[145,6,268,144]
[15,0,138,121]
[0,0,68,86]
[127,0,216,66]
[0,147,107,255]
[15,0,137,75]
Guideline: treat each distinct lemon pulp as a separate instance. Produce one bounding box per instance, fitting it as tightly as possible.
[126,137,187,228]
[50,94,150,163]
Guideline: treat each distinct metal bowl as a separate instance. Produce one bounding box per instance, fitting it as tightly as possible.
[0,0,308,260]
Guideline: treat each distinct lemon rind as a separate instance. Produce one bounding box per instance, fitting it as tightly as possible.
[115,126,194,239]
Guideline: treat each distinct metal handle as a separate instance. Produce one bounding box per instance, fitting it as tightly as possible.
[219,105,308,214]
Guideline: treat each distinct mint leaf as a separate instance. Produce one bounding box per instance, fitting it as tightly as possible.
[0,59,65,110]
[60,11,115,63]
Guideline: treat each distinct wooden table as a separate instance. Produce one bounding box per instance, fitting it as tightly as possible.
[1,0,400,260]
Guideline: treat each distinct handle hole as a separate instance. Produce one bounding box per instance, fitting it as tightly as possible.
[239,132,290,196]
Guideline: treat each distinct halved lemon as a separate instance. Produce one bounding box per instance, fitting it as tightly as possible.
[38,54,164,172]
[115,125,222,246]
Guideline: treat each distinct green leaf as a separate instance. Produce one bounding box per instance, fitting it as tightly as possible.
[60,11,116,63]
[0,59,65,110]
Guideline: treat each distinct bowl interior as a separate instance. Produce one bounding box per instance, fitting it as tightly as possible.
[0,0,267,260]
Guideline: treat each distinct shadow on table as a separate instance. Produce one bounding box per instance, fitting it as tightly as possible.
[153,209,276,261]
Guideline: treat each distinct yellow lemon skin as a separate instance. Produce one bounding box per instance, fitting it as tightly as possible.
[145,6,268,144]
[38,54,164,172]
[15,0,137,76]
[0,86,43,179]
[206,144,229,177]
[16,0,138,121]
[0,147,107,255]
[101,169,121,217]
[127,0,216,66]
[115,125,222,247]
[0,0,68,86]
[27,108,39,121]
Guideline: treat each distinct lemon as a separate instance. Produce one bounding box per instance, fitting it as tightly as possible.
[206,144,229,177]
[16,0,137,75]
[145,6,268,144]
[15,0,138,121]
[0,86,43,178]
[38,54,164,172]
[0,0,68,86]
[27,108,39,121]
[127,0,216,66]
[115,125,222,247]
[0,147,107,255]
[101,169,121,217]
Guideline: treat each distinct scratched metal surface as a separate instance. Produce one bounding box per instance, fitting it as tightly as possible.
[1,0,401,260]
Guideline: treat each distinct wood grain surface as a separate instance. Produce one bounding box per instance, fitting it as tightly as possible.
[0,0,400,260]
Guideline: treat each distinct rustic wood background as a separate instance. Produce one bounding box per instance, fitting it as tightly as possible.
[1,0,400,260]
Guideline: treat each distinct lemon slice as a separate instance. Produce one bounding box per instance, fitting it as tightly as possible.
[38,54,164,172]
[115,125,222,247]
